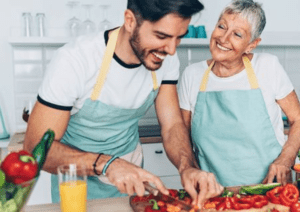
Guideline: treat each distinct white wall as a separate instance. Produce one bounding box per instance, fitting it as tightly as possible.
[1,0,300,135]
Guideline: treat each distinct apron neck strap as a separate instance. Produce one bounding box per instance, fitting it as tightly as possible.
[199,56,259,91]
[91,28,159,101]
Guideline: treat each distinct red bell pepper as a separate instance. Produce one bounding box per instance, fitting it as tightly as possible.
[279,184,299,206]
[252,194,268,208]
[266,186,284,204]
[291,202,300,212]
[230,196,252,210]
[0,150,38,184]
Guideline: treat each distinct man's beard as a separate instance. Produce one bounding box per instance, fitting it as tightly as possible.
[129,27,165,71]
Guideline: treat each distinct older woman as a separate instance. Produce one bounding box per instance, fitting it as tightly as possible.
[178,0,300,187]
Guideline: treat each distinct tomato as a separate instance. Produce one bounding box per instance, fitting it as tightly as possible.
[294,164,300,172]
[291,202,300,212]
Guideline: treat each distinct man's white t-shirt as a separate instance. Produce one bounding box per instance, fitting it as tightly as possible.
[38,29,180,115]
[178,53,294,146]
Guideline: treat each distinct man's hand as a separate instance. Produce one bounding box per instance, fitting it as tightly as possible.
[180,167,224,208]
[105,158,169,197]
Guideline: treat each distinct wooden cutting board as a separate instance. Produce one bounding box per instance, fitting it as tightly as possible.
[129,186,290,212]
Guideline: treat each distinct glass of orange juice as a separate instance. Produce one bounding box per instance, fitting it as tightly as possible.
[58,164,87,212]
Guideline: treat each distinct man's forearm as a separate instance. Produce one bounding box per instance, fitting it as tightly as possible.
[161,122,199,174]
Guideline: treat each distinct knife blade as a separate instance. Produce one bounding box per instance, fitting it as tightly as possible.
[143,182,200,212]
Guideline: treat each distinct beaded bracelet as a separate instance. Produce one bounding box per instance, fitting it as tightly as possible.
[93,153,103,176]
[102,155,119,176]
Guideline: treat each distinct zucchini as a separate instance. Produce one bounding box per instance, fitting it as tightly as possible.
[239,183,281,195]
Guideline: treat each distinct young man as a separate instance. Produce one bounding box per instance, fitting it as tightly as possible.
[24,0,223,206]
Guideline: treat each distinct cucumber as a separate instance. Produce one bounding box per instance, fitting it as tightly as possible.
[32,129,55,174]
[239,183,281,195]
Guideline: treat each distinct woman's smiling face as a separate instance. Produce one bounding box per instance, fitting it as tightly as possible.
[210,12,256,64]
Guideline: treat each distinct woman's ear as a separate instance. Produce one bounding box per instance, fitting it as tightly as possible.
[124,9,137,34]
[246,38,261,53]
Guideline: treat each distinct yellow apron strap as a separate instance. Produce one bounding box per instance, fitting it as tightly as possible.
[199,60,215,91]
[199,56,259,91]
[242,56,259,89]
[91,27,158,100]
[151,71,158,90]
[91,28,120,101]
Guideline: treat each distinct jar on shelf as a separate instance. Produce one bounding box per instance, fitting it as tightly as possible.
[22,12,32,37]
[36,13,46,37]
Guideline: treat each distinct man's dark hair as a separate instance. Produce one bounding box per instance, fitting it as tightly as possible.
[127,0,204,24]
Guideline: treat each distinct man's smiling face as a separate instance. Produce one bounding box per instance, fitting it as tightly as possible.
[129,13,190,71]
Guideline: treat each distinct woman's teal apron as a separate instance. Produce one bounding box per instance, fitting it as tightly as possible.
[51,28,159,202]
[191,56,282,186]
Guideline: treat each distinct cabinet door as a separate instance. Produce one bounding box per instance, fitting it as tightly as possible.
[142,143,179,177]
[27,171,52,205]
[160,176,183,190]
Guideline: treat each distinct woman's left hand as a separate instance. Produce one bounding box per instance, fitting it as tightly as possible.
[262,161,291,185]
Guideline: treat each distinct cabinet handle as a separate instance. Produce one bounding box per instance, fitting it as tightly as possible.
[155,150,163,154]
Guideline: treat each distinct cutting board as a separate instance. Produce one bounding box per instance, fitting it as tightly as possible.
[129,185,290,212]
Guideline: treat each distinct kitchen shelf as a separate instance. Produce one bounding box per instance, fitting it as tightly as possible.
[8,32,300,47]
[8,37,70,46]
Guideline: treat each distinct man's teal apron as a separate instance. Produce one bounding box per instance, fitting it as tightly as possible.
[51,28,159,202]
[191,56,282,186]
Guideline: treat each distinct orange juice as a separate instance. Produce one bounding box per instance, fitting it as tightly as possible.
[59,180,87,212]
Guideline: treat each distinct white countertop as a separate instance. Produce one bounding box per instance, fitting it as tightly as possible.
[23,196,133,212]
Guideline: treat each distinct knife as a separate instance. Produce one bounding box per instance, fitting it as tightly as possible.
[143,182,200,212]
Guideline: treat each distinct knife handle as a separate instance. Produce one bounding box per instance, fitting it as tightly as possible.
[143,182,159,196]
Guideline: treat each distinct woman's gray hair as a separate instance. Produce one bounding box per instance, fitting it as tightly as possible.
[218,0,266,42]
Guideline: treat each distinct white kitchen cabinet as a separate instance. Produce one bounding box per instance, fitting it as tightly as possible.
[142,143,179,177]
[142,142,182,189]
[26,171,52,205]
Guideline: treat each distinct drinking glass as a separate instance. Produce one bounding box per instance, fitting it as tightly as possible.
[98,4,112,31]
[66,1,81,37]
[58,164,87,212]
[80,4,96,35]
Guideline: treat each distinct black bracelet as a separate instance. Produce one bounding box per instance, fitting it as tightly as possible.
[93,153,103,175]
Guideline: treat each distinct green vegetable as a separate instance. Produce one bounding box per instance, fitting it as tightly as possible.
[3,199,18,212]
[239,183,281,195]
[32,129,55,174]
[178,189,188,200]
[222,187,234,197]
[0,170,5,189]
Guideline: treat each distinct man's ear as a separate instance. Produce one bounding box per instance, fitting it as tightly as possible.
[124,9,137,33]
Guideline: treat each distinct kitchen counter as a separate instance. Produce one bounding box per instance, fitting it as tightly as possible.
[23,196,133,212]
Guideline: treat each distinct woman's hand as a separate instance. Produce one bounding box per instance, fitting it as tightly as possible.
[180,167,224,208]
[105,158,169,197]
[262,161,291,185]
